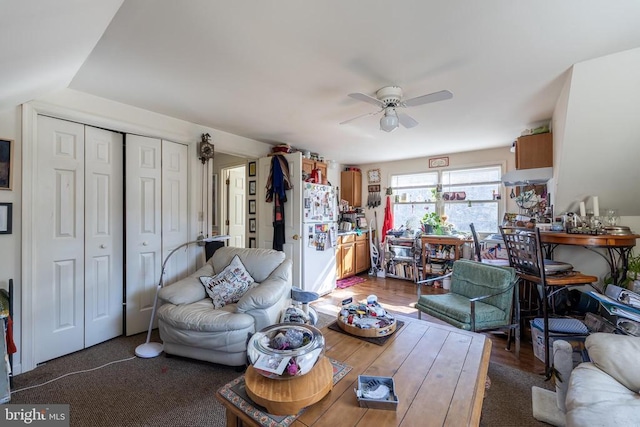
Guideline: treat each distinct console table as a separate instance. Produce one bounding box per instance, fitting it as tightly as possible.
[540,232,639,286]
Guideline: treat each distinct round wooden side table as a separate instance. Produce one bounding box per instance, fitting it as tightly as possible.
[245,355,333,415]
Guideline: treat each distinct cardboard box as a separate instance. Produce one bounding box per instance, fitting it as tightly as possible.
[356,375,398,410]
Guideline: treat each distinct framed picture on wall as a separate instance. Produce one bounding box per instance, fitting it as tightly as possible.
[249,237,256,248]
[428,156,449,168]
[248,161,257,177]
[0,203,12,234]
[0,138,13,190]
[249,180,256,196]
[249,218,256,233]
[248,199,256,215]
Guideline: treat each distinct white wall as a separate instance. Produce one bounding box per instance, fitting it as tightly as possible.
[554,47,640,216]
[3,88,273,374]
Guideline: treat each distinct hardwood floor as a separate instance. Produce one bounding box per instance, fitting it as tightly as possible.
[312,273,547,376]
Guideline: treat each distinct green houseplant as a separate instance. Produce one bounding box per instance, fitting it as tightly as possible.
[421,211,442,235]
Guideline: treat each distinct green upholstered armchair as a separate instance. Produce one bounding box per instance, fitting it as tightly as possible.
[415,259,520,355]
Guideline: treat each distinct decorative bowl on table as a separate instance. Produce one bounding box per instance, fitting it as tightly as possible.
[247,323,325,380]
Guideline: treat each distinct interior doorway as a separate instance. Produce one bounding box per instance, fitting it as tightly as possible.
[221,165,246,247]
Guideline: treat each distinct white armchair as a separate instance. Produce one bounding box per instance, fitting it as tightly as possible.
[157,247,292,367]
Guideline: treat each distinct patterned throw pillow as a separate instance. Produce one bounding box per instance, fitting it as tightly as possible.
[200,255,255,309]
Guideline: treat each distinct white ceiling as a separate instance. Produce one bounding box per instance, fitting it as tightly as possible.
[4,1,640,165]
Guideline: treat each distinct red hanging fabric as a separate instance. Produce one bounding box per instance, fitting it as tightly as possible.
[381,195,394,243]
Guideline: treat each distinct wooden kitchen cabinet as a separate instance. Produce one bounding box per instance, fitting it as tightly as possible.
[336,232,370,280]
[302,158,328,184]
[340,170,362,207]
[336,234,356,279]
[515,133,553,169]
[355,233,370,274]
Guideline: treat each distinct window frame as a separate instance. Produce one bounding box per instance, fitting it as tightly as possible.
[390,164,504,234]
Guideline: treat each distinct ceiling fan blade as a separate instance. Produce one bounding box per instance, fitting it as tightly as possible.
[340,108,382,125]
[403,90,453,107]
[398,112,419,129]
[348,92,385,107]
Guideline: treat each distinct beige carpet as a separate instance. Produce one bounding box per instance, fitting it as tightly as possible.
[8,313,550,426]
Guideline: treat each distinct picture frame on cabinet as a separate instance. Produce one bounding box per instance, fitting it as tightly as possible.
[249,180,256,196]
[0,203,12,234]
[249,237,256,248]
[248,161,257,177]
[0,138,13,190]
[248,199,256,215]
[249,218,256,233]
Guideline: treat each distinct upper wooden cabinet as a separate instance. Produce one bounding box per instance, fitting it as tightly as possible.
[515,133,553,169]
[341,170,362,207]
[302,158,328,185]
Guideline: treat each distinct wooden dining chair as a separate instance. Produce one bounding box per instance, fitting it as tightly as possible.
[499,226,597,377]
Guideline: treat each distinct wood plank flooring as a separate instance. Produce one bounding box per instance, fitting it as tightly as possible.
[312,274,546,376]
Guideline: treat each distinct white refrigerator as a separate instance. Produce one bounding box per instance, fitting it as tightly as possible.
[301,183,338,296]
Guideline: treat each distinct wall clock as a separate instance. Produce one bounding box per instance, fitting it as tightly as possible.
[367,168,381,184]
[199,133,215,163]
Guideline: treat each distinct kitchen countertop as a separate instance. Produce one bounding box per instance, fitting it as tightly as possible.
[337,230,368,236]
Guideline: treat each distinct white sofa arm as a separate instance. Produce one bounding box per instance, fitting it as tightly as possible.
[236,277,291,312]
[158,264,213,305]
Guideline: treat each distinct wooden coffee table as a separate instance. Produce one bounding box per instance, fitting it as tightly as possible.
[217,314,492,427]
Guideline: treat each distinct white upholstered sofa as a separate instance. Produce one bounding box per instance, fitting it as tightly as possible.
[157,247,292,367]
[533,333,640,426]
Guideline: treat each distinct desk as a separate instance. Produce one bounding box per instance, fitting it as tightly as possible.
[540,232,640,286]
[217,315,492,427]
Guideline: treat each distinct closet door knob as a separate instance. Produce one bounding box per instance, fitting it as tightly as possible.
[143,241,149,246]
[292,234,300,240]
[100,244,107,249]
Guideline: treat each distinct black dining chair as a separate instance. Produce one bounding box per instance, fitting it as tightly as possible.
[499,226,597,377]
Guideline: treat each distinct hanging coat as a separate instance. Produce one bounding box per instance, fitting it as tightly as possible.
[381,195,394,243]
[265,155,292,251]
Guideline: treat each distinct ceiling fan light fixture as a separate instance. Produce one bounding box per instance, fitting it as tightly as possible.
[380,109,399,132]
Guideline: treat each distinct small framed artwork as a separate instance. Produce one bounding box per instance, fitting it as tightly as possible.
[0,138,14,190]
[249,237,256,248]
[249,218,256,233]
[429,156,449,168]
[248,199,256,215]
[248,161,257,177]
[0,203,12,234]
[249,180,256,196]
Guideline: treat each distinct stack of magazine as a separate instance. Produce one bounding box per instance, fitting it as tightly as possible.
[588,285,640,336]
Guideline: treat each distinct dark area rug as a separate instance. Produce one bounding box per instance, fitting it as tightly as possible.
[8,312,549,426]
[481,362,553,427]
[327,320,405,345]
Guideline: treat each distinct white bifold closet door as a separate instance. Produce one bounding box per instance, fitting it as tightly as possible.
[34,116,123,364]
[125,135,188,336]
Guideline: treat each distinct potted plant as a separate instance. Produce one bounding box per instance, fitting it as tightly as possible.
[421,211,442,235]
[628,251,640,291]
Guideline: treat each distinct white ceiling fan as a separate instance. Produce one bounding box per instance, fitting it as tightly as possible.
[340,86,453,132]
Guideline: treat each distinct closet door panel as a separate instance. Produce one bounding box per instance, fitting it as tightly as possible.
[35,116,85,364]
[84,126,123,347]
[125,135,162,335]
[161,140,189,286]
